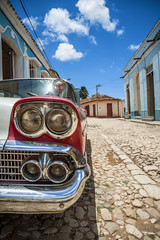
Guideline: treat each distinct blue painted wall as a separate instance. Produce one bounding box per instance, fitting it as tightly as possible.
[0,10,48,78]
[123,20,160,121]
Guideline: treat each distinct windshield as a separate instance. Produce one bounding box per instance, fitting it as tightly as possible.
[0,79,77,103]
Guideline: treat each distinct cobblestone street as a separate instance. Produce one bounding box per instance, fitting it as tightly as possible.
[0,118,160,240]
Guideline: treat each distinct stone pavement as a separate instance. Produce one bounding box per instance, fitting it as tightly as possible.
[0,118,160,240]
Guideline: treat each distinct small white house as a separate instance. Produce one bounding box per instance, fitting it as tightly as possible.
[81,95,125,118]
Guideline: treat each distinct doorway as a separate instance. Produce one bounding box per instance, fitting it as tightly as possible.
[133,72,141,115]
[107,103,112,117]
[93,104,96,117]
[136,74,141,115]
[126,84,131,115]
[2,40,14,79]
[146,65,155,117]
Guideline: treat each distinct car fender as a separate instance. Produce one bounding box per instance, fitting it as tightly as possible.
[0,97,20,149]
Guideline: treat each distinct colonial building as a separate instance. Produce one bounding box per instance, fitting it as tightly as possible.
[123,19,160,121]
[0,0,59,80]
[81,95,125,118]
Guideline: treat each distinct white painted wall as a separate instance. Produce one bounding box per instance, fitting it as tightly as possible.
[81,99,125,117]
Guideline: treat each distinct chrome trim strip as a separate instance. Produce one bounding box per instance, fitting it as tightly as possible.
[0,164,90,213]
[0,140,5,150]
[41,153,49,179]
[82,122,87,136]
[5,140,71,152]
[4,140,86,168]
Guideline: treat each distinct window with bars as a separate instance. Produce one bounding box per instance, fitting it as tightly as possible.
[29,60,38,78]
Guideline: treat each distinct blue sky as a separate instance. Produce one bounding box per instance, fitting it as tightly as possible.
[10,0,160,99]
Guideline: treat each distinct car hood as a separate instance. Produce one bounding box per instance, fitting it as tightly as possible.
[0,97,20,150]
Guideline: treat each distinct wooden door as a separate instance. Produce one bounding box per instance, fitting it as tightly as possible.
[93,104,96,117]
[147,71,155,117]
[107,103,112,117]
[2,41,13,79]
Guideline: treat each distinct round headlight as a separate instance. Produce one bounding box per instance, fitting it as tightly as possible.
[46,109,72,134]
[47,161,70,183]
[19,108,42,133]
[21,160,42,182]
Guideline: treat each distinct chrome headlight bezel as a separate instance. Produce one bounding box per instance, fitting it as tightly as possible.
[21,159,43,182]
[14,106,43,137]
[46,108,72,135]
[14,102,78,139]
[46,160,71,183]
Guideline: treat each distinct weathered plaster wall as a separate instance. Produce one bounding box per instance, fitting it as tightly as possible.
[124,42,160,120]
[0,10,49,79]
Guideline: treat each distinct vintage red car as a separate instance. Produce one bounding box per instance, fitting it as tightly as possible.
[0,78,90,213]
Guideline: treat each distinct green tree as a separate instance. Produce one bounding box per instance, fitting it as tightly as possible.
[79,86,89,99]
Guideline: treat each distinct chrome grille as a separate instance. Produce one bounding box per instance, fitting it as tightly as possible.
[0,151,40,182]
[0,151,75,183]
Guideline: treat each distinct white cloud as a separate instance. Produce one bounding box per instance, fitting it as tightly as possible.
[117,29,124,36]
[53,43,83,61]
[57,34,69,43]
[42,30,69,43]
[76,0,118,32]
[23,16,40,30]
[128,43,141,51]
[44,8,89,36]
[36,38,49,50]
[42,30,56,40]
[41,1,118,50]
[89,35,97,45]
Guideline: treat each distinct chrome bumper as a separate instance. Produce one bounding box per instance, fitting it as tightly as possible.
[0,140,90,213]
[0,164,90,213]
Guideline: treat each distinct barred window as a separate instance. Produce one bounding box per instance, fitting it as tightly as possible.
[29,60,38,78]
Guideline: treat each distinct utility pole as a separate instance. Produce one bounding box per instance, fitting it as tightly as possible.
[96,84,102,117]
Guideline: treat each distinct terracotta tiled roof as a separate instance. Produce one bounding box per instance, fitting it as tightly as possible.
[80,94,121,104]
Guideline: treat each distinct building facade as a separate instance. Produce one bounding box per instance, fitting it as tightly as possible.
[0,0,59,80]
[81,95,125,118]
[123,19,160,121]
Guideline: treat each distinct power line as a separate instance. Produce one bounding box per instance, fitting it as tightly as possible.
[19,0,53,70]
